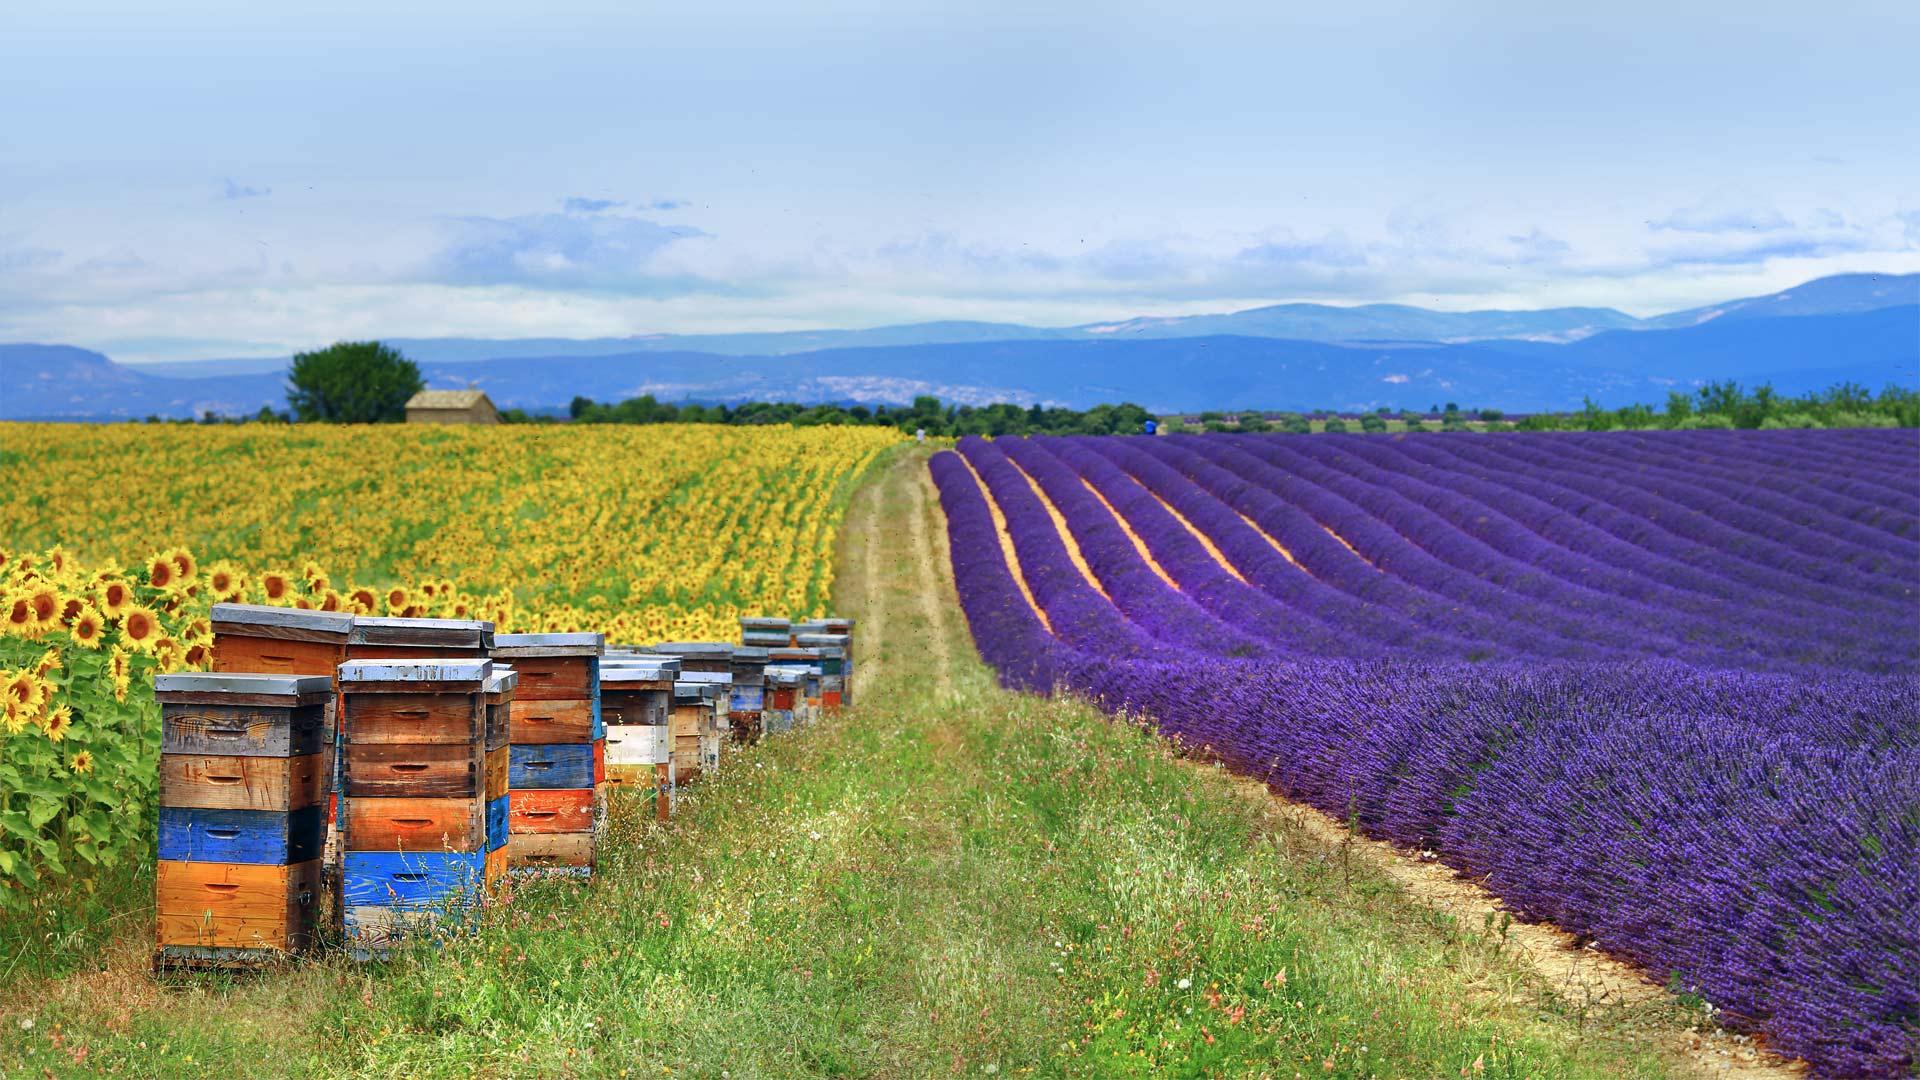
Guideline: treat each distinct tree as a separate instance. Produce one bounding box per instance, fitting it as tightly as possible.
[1359,413,1387,433]
[1323,417,1349,433]
[286,341,424,423]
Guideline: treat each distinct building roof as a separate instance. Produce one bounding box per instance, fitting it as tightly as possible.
[406,389,493,410]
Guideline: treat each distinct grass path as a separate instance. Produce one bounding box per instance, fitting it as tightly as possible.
[0,446,1744,1077]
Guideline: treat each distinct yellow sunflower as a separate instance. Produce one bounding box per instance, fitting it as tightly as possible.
[69,750,94,774]
[45,545,72,576]
[152,636,183,670]
[184,642,210,669]
[4,593,35,636]
[98,578,134,616]
[70,606,107,649]
[112,673,129,703]
[43,704,73,741]
[107,647,131,683]
[385,586,410,613]
[27,584,60,627]
[301,561,328,594]
[33,649,61,677]
[261,571,292,602]
[349,587,378,614]
[167,548,197,583]
[3,669,46,713]
[146,553,177,591]
[120,606,163,652]
[206,563,244,600]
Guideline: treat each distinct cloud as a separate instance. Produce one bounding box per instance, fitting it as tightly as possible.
[563,196,623,214]
[647,199,687,211]
[220,178,271,200]
[431,210,709,290]
[1650,204,1792,234]
[1381,373,1410,384]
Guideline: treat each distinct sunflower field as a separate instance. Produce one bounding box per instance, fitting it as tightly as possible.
[0,421,899,907]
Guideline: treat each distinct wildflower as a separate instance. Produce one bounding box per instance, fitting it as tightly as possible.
[1177,977,1192,990]
[69,750,94,773]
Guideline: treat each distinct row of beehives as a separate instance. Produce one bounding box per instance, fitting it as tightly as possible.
[152,604,854,969]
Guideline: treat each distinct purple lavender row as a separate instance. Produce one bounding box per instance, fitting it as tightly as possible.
[1020,434,1391,658]
[1520,431,1920,564]
[950,437,1186,662]
[1346,432,1916,625]
[984,436,1275,659]
[926,450,1058,690]
[1652,428,1920,491]
[1607,430,1920,535]
[1136,436,1605,659]
[1227,434,1806,670]
[1073,435,1483,657]
[1465,433,1917,588]
[1273,435,1915,671]
[1411,432,1918,612]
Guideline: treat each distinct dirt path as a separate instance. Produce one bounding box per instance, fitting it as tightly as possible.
[902,460,958,693]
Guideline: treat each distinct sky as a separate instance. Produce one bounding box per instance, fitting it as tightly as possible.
[2,0,1917,363]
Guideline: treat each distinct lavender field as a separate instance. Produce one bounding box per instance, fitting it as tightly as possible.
[930,429,1920,1078]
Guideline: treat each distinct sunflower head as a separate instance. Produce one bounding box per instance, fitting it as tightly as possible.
[107,647,131,683]
[261,572,291,601]
[32,649,61,677]
[184,642,210,669]
[301,561,328,593]
[350,587,378,614]
[146,553,176,591]
[69,750,93,774]
[4,595,34,635]
[168,548,197,583]
[98,579,133,615]
[121,606,161,651]
[71,607,106,649]
[28,585,60,626]
[152,636,183,671]
[46,546,72,576]
[207,563,243,600]
[43,704,73,741]
[319,590,343,612]
[386,586,410,612]
[59,596,84,625]
[4,669,46,711]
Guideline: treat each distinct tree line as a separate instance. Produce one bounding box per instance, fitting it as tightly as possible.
[549,394,1155,436]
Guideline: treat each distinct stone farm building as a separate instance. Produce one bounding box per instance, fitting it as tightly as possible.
[405,389,500,425]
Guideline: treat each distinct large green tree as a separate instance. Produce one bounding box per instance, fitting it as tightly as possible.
[286,341,423,423]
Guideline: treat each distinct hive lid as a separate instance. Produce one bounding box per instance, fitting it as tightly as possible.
[791,620,830,634]
[484,669,519,695]
[153,672,334,699]
[492,631,605,657]
[677,670,734,685]
[349,616,494,649]
[339,658,493,685]
[209,602,354,638]
[645,641,735,657]
[673,681,722,701]
[764,665,807,685]
[602,661,681,683]
[739,616,791,631]
[729,646,770,663]
[821,617,856,631]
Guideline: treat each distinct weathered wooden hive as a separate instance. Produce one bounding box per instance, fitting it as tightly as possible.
[336,659,498,959]
[491,632,606,874]
[727,645,770,744]
[762,665,807,735]
[769,646,822,722]
[153,672,334,970]
[739,616,791,650]
[795,632,850,711]
[600,655,679,822]
[822,617,857,705]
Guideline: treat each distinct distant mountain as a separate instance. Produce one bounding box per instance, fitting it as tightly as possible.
[1,344,286,420]
[117,271,1920,379]
[6,273,1914,419]
[1648,271,1919,329]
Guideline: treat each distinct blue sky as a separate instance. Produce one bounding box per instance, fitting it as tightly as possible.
[2,0,1916,362]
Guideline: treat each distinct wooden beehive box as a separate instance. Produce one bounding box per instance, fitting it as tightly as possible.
[493,633,605,874]
[346,616,494,661]
[643,641,734,674]
[669,680,723,784]
[727,646,770,744]
[762,665,806,735]
[601,657,679,823]
[822,617,856,705]
[675,670,731,774]
[153,672,335,971]
[337,658,493,959]
[740,616,791,650]
[770,646,822,721]
[796,633,849,711]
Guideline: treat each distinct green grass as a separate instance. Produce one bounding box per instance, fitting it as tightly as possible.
[0,449,1687,1078]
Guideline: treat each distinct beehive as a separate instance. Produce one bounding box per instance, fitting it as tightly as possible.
[796,633,849,711]
[209,603,355,867]
[669,680,723,784]
[822,617,857,705]
[153,672,334,970]
[645,641,734,674]
[762,665,806,735]
[675,670,731,774]
[347,616,494,661]
[740,616,791,650]
[727,646,770,745]
[601,656,679,823]
[492,632,605,874]
[770,646,822,722]
[337,659,495,959]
